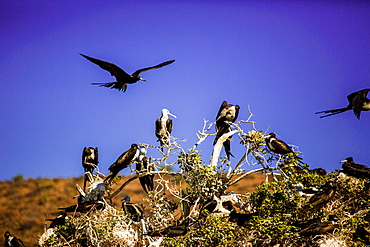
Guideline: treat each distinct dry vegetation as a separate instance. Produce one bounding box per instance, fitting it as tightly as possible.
[0,174,265,246]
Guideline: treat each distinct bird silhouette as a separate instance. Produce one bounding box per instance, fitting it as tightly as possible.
[155,109,176,150]
[80,53,175,92]
[4,231,25,247]
[341,157,370,179]
[315,88,370,119]
[121,195,144,222]
[104,144,139,184]
[82,147,98,192]
[136,147,154,193]
[214,101,240,159]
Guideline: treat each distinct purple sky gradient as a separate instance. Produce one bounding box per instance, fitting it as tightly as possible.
[1,1,369,181]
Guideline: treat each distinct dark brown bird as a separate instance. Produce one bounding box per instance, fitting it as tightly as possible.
[58,200,105,214]
[315,88,370,119]
[147,219,190,237]
[155,109,176,150]
[265,133,296,155]
[229,210,257,227]
[213,101,240,159]
[80,53,175,92]
[4,231,25,247]
[121,195,144,222]
[299,221,338,236]
[82,147,98,192]
[104,144,139,184]
[308,181,336,207]
[341,157,370,179]
[136,147,154,193]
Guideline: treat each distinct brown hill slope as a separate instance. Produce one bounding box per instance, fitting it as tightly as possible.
[0,173,265,246]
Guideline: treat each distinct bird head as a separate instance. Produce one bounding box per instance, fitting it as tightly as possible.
[162,108,177,118]
[4,231,11,238]
[340,157,353,164]
[122,195,131,203]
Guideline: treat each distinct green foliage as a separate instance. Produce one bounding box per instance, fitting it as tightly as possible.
[164,215,238,247]
[13,174,24,182]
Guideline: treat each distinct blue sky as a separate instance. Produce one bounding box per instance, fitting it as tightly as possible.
[1,1,369,181]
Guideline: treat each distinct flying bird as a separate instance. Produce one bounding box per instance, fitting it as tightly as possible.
[121,195,144,222]
[341,157,370,179]
[4,231,25,247]
[136,147,154,193]
[155,109,176,150]
[315,88,370,119]
[80,53,175,92]
[213,101,240,159]
[104,144,139,184]
[82,147,99,192]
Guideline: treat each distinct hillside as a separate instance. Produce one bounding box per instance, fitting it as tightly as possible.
[0,173,265,246]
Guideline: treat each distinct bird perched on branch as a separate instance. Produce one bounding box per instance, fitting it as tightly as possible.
[136,147,154,193]
[80,53,175,92]
[82,147,98,192]
[265,133,297,156]
[341,157,370,179]
[147,219,190,237]
[121,195,144,222]
[299,215,338,236]
[58,200,105,214]
[104,144,139,184]
[315,88,370,119]
[155,109,176,150]
[4,231,25,247]
[214,101,240,160]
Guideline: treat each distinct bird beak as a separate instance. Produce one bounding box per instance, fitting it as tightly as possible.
[168,112,177,118]
[340,159,346,163]
[140,77,146,82]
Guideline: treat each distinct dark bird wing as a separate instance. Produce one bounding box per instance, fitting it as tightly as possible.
[132,59,175,76]
[166,118,173,134]
[269,138,293,154]
[80,53,131,80]
[155,118,162,140]
[349,89,370,119]
[94,147,99,165]
[216,101,228,120]
[223,138,235,159]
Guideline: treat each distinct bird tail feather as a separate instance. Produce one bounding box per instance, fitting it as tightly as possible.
[315,107,349,118]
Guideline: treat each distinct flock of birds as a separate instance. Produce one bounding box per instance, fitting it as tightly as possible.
[6,54,370,244]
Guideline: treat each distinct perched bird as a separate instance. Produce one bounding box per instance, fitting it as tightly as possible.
[4,231,25,247]
[341,157,370,179]
[46,212,67,229]
[201,195,234,214]
[58,200,105,214]
[155,109,177,150]
[82,147,99,192]
[147,219,190,237]
[104,144,139,184]
[121,195,144,222]
[136,147,154,193]
[299,215,338,236]
[80,53,175,92]
[309,181,336,207]
[315,88,370,119]
[309,168,327,176]
[229,210,258,227]
[265,133,296,156]
[213,101,240,160]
